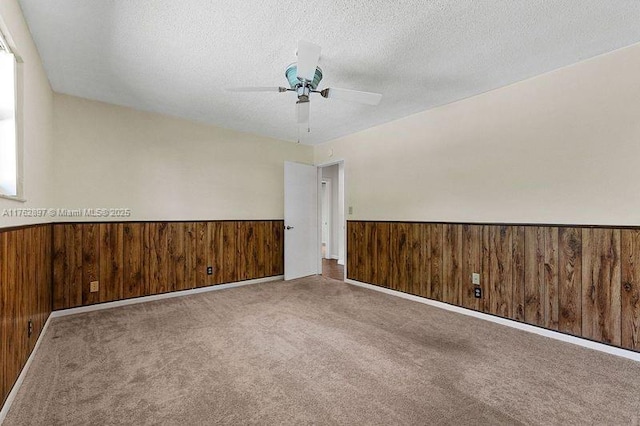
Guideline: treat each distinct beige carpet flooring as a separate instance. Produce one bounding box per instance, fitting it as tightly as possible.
[4,276,640,425]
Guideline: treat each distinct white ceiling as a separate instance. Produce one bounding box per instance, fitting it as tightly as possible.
[18,1,640,145]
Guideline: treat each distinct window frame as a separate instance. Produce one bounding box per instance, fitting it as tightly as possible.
[0,24,25,202]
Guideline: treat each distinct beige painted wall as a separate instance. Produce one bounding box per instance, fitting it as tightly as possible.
[4,0,638,228]
[53,94,313,221]
[314,42,640,226]
[0,0,53,228]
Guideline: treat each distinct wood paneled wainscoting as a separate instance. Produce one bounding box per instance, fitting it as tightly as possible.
[347,221,640,352]
[52,221,284,310]
[0,224,53,406]
[1,219,282,407]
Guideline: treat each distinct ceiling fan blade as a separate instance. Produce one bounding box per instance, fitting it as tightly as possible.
[297,101,310,124]
[321,88,382,105]
[296,40,321,82]
[226,87,288,92]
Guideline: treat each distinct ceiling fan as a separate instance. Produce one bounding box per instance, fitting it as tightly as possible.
[227,40,383,133]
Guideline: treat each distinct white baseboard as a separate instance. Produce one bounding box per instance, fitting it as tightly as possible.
[345,278,640,363]
[0,315,53,425]
[52,275,284,318]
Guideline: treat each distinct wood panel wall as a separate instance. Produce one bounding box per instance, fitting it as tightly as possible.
[347,221,640,352]
[0,224,52,406]
[52,221,284,310]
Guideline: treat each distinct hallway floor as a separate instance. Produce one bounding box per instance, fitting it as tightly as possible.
[322,258,344,281]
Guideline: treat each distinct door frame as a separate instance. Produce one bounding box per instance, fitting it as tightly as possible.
[315,159,346,278]
[321,177,332,259]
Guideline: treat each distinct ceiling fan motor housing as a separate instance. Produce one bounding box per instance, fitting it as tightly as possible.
[286,63,323,89]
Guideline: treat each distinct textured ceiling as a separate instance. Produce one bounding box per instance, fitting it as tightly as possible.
[18,1,640,145]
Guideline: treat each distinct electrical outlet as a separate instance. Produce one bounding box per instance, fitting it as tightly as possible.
[474,287,482,298]
[207,266,213,275]
[90,281,99,293]
[28,319,33,338]
[472,273,480,285]
[348,206,353,215]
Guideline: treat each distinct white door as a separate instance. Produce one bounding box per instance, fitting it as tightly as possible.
[284,161,318,280]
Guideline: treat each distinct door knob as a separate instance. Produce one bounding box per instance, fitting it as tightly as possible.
[286,225,294,230]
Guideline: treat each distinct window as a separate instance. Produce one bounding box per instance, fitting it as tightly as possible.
[0,30,18,198]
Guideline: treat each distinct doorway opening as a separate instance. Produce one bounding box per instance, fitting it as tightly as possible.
[319,162,345,281]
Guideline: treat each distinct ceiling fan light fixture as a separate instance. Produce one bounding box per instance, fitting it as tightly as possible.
[285,63,323,89]
[226,41,382,136]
